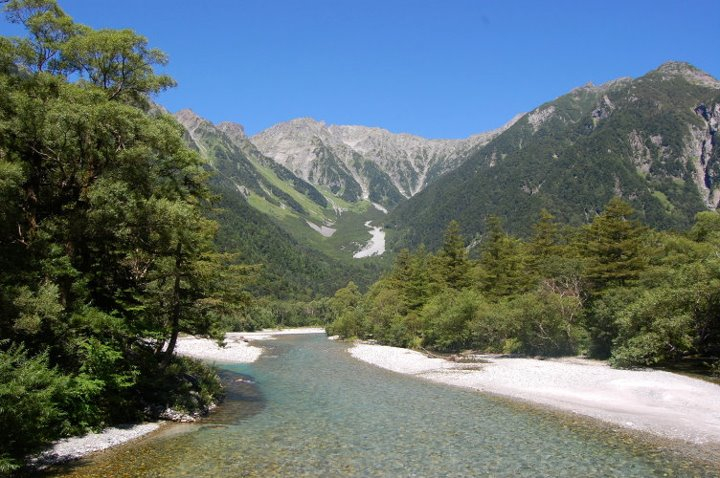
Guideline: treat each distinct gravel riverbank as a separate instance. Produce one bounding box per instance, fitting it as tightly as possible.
[350,343,720,445]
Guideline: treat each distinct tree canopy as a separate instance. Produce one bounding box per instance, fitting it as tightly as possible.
[0,1,241,471]
[328,200,720,373]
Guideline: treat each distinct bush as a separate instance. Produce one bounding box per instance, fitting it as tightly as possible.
[134,354,223,416]
[423,289,483,352]
[0,344,71,474]
[505,290,584,356]
[610,286,695,367]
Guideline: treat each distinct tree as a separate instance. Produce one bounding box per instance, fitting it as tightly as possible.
[435,220,470,290]
[476,215,532,297]
[0,2,236,468]
[61,28,175,106]
[582,197,647,291]
[4,0,79,73]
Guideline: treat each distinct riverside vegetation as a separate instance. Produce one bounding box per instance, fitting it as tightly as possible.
[2,0,720,474]
[0,0,271,473]
[328,200,720,373]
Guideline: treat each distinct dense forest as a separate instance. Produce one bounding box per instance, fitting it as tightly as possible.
[329,199,720,372]
[0,1,251,472]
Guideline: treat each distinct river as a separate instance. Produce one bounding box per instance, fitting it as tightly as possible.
[38,334,718,477]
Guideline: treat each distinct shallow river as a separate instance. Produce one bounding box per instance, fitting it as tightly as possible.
[41,334,717,477]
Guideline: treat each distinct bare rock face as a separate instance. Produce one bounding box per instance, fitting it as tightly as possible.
[690,103,720,207]
[250,116,520,202]
[217,121,246,142]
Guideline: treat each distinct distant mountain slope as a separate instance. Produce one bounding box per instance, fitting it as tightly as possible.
[250,117,519,209]
[174,110,385,298]
[387,62,720,249]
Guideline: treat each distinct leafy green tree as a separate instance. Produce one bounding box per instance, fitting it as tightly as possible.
[4,0,79,73]
[0,2,239,469]
[422,289,481,352]
[61,28,175,106]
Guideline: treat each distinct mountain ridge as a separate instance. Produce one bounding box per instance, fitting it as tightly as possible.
[249,114,521,206]
[386,61,720,249]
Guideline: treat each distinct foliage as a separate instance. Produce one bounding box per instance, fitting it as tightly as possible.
[329,205,720,375]
[0,344,69,473]
[0,1,244,470]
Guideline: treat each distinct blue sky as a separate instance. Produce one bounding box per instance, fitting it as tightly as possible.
[1,1,717,138]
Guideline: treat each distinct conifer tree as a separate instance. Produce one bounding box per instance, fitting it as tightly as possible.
[436,220,469,290]
[582,197,647,291]
[477,216,531,297]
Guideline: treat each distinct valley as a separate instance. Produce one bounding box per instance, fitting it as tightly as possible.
[2,1,720,475]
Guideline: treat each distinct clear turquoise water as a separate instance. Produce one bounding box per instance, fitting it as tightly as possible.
[42,334,718,477]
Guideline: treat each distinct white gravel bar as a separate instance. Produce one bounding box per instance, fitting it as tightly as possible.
[31,423,162,468]
[174,327,325,362]
[350,343,720,445]
[174,335,263,363]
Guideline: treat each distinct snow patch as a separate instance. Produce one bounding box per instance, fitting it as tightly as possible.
[371,202,388,214]
[353,221,385,258]
[306,220,336,237]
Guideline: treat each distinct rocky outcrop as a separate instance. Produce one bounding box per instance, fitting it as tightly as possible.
[690,103,720,207]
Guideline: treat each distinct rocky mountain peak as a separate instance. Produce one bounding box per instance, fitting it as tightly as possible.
[654,61,720,88]
[250,116,517,202]
[217,121,246,142]
[174,109,209,131]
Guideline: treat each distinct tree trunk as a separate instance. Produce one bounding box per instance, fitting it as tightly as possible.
[163,241,183,365]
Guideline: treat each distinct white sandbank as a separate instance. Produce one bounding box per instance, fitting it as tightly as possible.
[349,343,720,445]
[174,327,326,362]
[174,335,263,363]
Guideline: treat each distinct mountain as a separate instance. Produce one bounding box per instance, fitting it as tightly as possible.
[174,110,385,298]
[250,117,519,209]
[387,62,720,249]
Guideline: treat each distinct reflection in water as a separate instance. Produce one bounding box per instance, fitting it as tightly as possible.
[35,334,719,477]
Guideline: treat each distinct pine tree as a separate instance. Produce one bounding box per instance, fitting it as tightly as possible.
[477,216,531,298]
[582,197,647,291]
[436,220,470,290]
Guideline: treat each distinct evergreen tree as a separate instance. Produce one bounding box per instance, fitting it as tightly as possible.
[581,198,648,357]
[582,197,648,291]
[436,220,470,290]
[477,216,532,297]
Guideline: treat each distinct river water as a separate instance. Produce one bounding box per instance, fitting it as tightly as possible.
[40,334,717,477]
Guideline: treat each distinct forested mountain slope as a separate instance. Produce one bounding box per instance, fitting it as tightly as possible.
[387,62,720,249]
[174,110,384,298]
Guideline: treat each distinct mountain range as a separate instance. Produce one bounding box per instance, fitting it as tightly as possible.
[251,116,519,208]
[174,61,720,293]
[387,61,720,247]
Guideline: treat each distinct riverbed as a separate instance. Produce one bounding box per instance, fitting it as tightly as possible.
[34,334,719,477]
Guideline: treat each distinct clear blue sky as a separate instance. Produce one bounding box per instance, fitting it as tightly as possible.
[1,1,717,139]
